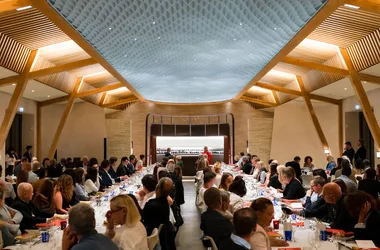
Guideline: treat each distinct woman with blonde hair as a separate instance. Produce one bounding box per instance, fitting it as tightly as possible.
[106,194,148,250]
[326,155,336,172]
[213,162,222,187]
[53,174,76,214]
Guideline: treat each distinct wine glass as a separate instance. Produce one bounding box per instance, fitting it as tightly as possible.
[308,231,317,249]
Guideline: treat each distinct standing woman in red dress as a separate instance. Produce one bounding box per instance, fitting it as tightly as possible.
[203,146,213,164]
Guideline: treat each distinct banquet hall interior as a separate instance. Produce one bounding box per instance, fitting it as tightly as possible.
[1,0,380,249]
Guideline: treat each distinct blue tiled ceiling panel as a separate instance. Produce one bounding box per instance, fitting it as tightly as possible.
[47,0,326,103]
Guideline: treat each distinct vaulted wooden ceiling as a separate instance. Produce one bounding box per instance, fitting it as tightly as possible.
[0,0,380,110]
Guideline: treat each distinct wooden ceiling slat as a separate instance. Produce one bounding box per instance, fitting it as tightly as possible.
[0,8,69,49]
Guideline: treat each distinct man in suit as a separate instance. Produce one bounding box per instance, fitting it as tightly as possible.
[109,157,127,182]
[142,177,175,250]
[116,157,132,177]
[99,160,115,188]
[220,208,257,250]
[200,187,233,248]
[304,182,356,231]
[355,139,367,162]
[164,148,172,157]
[304,176,326,211]
[127,155,136,174]
[358,168,380,199]
[11,183,54,233]
[23,146,33,163]
[343,141,355,163]
[286,156,302,183]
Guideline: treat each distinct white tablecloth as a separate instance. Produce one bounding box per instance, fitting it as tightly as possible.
[8,167,154,250]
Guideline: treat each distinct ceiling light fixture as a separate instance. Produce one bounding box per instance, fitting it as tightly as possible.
[157,37,160,40]
[274,27,277,30]
[108,27,112,30]
[47,95,50,98]
[233,38,236,41]
[18,107,24,112]
[152,21,156,24]
[12,83,16,86]
[32,90,35,92]
[344,88,347,90]
[363,81,367,83]
[239,23,242,26]
[248,41,251,43]
[16,5,32,11]
[344,4,360,9]
[134,38,137,41]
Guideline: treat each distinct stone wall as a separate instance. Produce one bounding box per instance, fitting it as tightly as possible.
[105,100,274,163]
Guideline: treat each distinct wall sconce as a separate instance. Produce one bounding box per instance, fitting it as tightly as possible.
[377,151,380,158]
[324,149,330,154]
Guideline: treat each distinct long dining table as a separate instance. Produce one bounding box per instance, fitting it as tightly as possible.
[8,165,155,250]
[222,163,360,250]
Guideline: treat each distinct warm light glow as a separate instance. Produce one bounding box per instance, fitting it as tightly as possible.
[83,70,108,78]
[299,38,339,51]
[377,151,380,158]
[344,4,360,9]
[248,86,272,96]
[106,87,130,96]
[324,149,330,154]
[16,6,32,11]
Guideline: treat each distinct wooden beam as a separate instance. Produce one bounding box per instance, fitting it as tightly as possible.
[0,58,97,87]
[272,91,280,104]
[47,77,82,159]
[0,0,31,15]
[297,76,330,150]
[282,56,349,76]
[99,92,107,106]
[76,83,124,98]
[0,76,19,87]
[308,94,341,105]
[358,73,380,85]
[40,96,70,107]
[340,48,380,151]
[0,50,38,151]
[338,101,343,156]
[30,58,97,78]
[240,96,277,107]
[233,0,342,100]
[345,0,380,15]
[255,82,340,105]
[256,82,302,96]
[32,0,144,101]
[102,96,139,108]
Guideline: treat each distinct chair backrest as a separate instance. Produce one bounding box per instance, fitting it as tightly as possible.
[147,228,159,250]
[204,236,218,250]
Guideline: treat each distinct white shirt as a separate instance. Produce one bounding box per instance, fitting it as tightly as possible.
[136,160,143,170]
[229,192,244,214]
[112,222,148,250]
[84,179,99,194]
[138,191,156,209]
[197,186,208,213]
[249,224,271,250]
[214,174,222,188]
[27,171,39,183]
[5,154,16,166]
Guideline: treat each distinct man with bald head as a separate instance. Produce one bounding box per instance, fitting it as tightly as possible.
[303,182,355,231]
[142,177,175,250]
[11,182,54,233]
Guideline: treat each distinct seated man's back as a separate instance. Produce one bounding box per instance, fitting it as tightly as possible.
[71,229,118,250]
[201,208,233,248]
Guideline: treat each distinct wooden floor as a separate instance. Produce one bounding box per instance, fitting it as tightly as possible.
[175,180,204,250]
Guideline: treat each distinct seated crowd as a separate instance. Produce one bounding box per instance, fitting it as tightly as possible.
[197,140,380,249]
[0,153,184,250]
